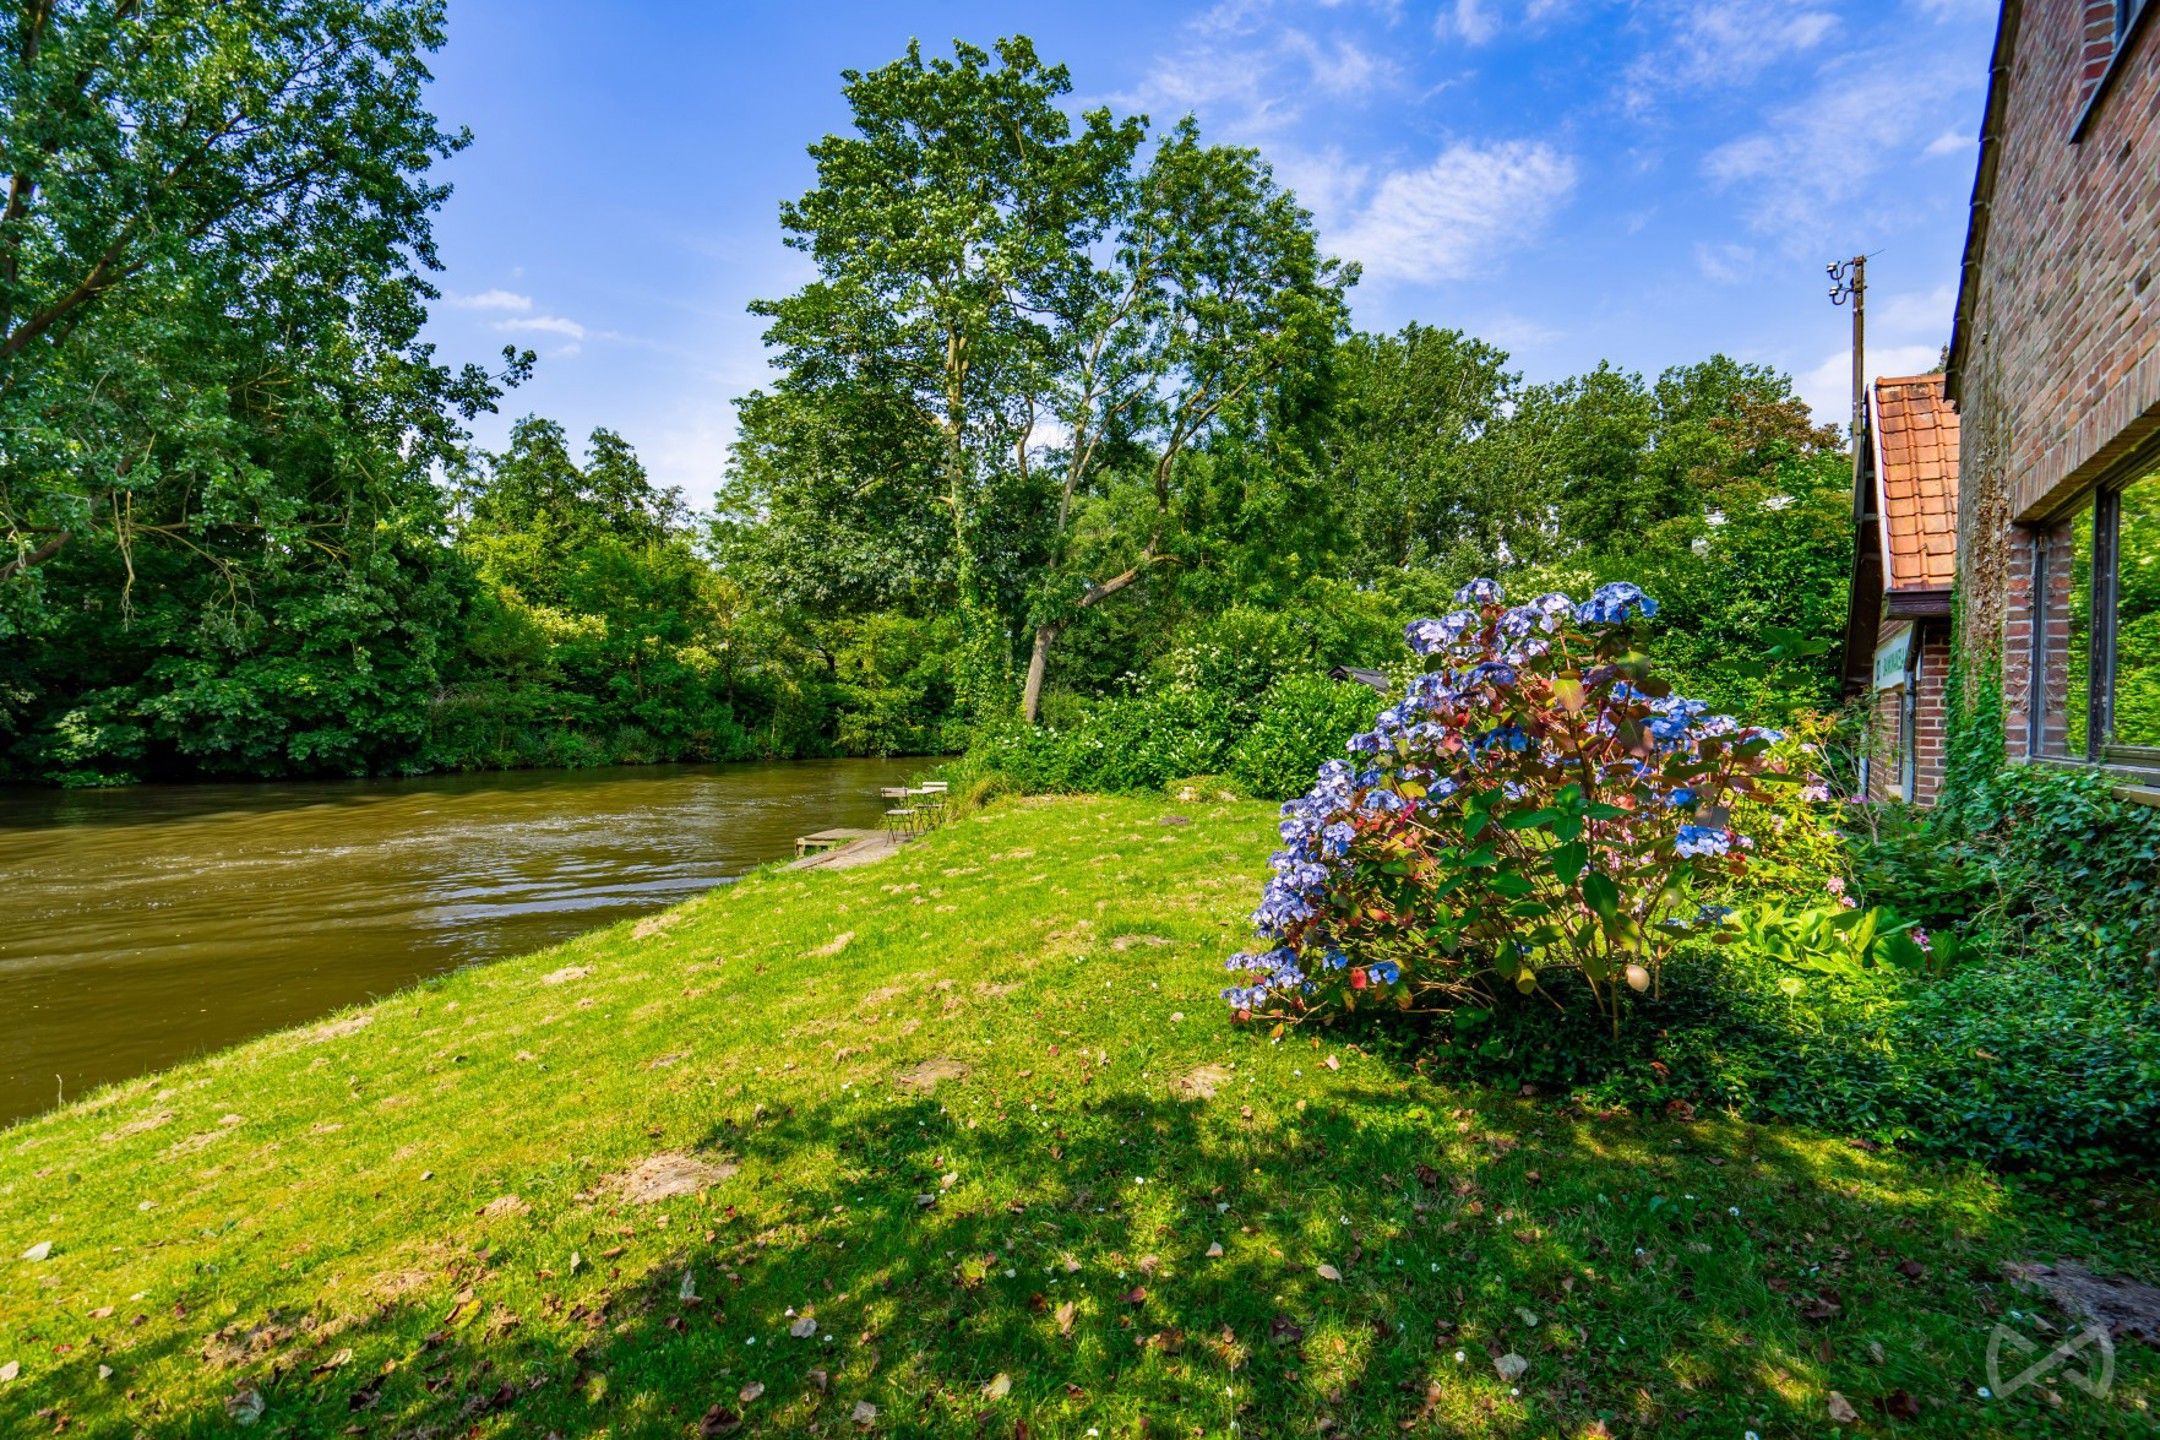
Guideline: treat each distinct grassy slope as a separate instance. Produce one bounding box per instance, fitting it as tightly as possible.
[1,795,2153,1438]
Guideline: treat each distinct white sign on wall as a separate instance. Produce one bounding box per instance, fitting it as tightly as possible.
[1873,624,1913,691]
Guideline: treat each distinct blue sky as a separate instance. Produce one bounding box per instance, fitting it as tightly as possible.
[420,0,1999,504]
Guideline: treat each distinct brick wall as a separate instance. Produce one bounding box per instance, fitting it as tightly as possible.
[1954,1,2160,757]
[1913,626,1950,802]
[1863,621,1952,805]
[2003,518,2078,758]
[1866,682,1903,804]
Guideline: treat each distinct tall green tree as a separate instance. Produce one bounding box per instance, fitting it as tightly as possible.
[1015,119,1350,721]
[740,39,1349,723]
[0,0,520,782]
[1322,323,1517,578]
[746,36,1143,716]
[0,0,510,593]
[439,420,756,771]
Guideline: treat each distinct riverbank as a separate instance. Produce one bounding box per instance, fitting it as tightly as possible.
[0,757,919,1124]
[2,795,2152,1437]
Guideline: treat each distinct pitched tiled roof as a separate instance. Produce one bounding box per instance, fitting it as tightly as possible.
[1872,373,1960,591]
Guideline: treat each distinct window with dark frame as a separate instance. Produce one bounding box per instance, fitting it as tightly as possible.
[2035,471,2160,770]
[2121,0,2150,45]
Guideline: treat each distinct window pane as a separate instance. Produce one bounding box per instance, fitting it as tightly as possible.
[2115,474,2160,749]
[2067,505,2093,756]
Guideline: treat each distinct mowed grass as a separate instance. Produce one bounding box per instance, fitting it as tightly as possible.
[1,795,2154,1438]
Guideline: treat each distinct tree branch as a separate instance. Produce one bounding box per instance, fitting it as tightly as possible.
[0,527,68,582]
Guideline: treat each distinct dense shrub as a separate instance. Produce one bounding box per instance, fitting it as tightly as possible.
[1149,606,1319,728]
[968,685,1240,794]
[1853,762,2160,980]
[1228,675,1380,800]
[1393,932,2158,1173]
[1199,578,2160,1173]
[1223,578,1794,1039]
[1891,952,2160,1172]
[1397,943,1914,1139]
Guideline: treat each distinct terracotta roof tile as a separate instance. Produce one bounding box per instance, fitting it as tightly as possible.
[1871,373,1960,591]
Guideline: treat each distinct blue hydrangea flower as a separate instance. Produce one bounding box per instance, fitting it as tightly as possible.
[1369,960,1401,985]
[1404,618,1447,655]
[1454,577,1505,606]
[1496,604,1541,640]
[1406,609,1482,657]
[1461,660,1517,689]
[1528,591,1574,624]
[1674,824,1732,858]
[1575,581,1659,625]
[1360,788,1409,817]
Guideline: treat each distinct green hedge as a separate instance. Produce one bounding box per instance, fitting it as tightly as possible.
[970,670,1381,800]
[1227,674,1380,800]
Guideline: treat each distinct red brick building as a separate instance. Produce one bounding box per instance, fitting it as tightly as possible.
[1843,376,1961,804]
[1943,0,2160,803]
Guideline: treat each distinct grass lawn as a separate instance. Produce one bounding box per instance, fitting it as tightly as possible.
[2,794,2154,1438]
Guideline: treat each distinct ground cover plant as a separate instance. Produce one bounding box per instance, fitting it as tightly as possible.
[3,797,2154,1437]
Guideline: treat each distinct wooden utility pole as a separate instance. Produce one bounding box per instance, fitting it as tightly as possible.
[1828,255,1867,468]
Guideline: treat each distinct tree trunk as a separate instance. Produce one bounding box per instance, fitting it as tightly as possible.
[1020,622,1061,724]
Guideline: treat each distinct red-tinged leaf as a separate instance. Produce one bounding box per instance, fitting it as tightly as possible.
[1880,1389,1921,1421]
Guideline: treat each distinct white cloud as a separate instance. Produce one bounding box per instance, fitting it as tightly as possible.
[645,412,739,508]
[1797,342,1943,427]
[1694,241,1756,283]
[1625,2,1839,110]
[1437,0,1498,44]
[1281,29,1398,94]
[448,288,534,313]
[1269,144,1374,228]
[1878,283,1957,337]
[1435,0,1573,43]
[1923,128,1973,157]
[1118,1,1403,136]
[1330,139,1577,283]
[446,287,601,361]
[495,314,587,341]
[1476,310,1563,350]
[1703,52,1972,236]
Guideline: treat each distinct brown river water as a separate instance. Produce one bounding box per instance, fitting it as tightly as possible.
[0,758,919,1126]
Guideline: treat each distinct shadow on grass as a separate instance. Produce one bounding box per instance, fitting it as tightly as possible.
[18,1077,2150,1439]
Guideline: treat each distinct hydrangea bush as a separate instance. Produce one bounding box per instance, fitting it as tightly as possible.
[1223,579,1795,1039]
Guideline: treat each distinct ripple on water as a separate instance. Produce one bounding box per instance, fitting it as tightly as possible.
[0,757,920,1123]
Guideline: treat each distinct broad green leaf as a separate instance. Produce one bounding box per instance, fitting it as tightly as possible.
[1551,841,1588,884]
[1581,871,1620,920]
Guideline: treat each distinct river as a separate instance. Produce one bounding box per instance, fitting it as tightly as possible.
[0,758,920,1126]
